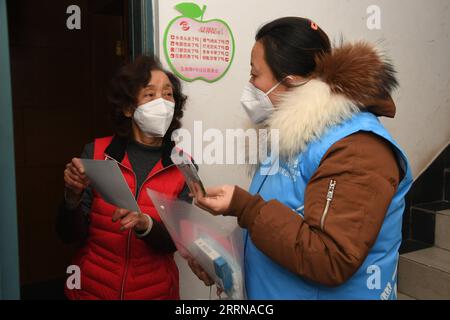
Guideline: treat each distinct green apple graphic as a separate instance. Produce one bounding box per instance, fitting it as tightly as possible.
[163,2,235,83]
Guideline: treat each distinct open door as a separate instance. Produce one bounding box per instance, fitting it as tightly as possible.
[7,0,130,299]
[3,0,156,300]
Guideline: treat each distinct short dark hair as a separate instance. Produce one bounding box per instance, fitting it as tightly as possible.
[108,55,187,144]
[256,17,331,81]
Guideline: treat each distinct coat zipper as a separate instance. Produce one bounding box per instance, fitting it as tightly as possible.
[105,155,175,300]
[120,229,133,300]
[111,156,136,301]
[320,179,337,231]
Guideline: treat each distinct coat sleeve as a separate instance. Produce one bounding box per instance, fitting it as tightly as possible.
[56,143,94,245]
[225,132,401,286]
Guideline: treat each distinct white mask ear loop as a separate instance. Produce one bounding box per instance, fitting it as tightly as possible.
[265,81,283,96]
[285,75,311,88]
[264,75,297,96]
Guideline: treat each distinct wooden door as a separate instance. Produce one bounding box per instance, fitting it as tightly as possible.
[7,0,129,299]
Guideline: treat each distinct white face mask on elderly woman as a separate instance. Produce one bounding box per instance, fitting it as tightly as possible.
[133,98,175,137]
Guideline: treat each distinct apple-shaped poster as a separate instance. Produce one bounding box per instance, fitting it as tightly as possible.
[163,2,235,83]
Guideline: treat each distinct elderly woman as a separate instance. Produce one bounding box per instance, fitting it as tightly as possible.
[57,56,190,300]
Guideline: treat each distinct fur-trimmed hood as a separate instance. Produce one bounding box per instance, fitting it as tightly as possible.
[266,41,399,160]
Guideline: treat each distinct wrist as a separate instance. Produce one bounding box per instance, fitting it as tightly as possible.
[226,186,267,229]
[135,214,153,238]
[64,188,84,210]
[224,186,250,217]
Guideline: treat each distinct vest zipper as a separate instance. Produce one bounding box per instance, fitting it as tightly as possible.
[105,155,175,299]
[320,179,337,231]
[120,229,132,300]
[105,155,136,300]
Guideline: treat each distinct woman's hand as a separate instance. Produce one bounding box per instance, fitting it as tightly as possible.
[187,257,224,296]
[192,184,235,216]
[187,257,215,286]
[112,208,151,233]
[64,158,90,206]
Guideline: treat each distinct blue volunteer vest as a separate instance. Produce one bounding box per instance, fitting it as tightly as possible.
[245,112,413,300]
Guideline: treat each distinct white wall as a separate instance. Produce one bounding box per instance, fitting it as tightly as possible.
[155,0,450,299]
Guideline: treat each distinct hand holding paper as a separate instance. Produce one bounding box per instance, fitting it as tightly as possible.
[112,208,151,233]
[81,159,151,234]
[64,158,91,208]
[64,158,90,191]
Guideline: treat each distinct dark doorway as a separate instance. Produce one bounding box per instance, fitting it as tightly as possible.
[7,0,129,299]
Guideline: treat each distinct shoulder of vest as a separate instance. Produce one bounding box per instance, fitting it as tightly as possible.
[93,136,115,160]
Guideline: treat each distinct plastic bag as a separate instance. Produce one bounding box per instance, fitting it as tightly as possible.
[147,188,246,300]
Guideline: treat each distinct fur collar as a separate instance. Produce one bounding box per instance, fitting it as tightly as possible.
[265,41,399,160]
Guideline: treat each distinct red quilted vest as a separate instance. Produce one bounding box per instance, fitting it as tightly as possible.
[65,137,186,300]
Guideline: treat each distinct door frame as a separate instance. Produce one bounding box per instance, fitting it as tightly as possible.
[0,0,21,300]
[128,0,157,59]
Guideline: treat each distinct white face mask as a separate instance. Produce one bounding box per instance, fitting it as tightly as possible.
[240,81,283,124]
[133,98,175,137]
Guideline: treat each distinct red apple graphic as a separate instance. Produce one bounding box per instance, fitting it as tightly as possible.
[164,2,235,83]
